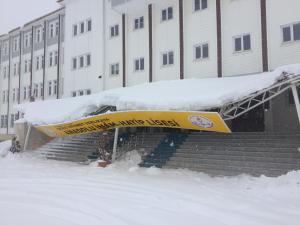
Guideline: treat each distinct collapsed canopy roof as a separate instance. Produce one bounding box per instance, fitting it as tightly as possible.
[15,64,300,126]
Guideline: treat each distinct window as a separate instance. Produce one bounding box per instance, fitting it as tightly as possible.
[34,84,38,98]
[24,60,28,73]
[36,56,40,70]
[49,52,53,67]
[40,83,43,97]
[23,87,27,100]
[41,55,44,69]
[55,22,59,36]
[12,89,16,102]
[50,23,54,38]
[162,7,173,21]
[54,51,58,66]
[162,51,174,66]
[86,89,91,95]
[36,29,41,42]
[282,22,300,43]
[13,38,18,52]
[73,24,78,36]
[72,57,77,70]
[194,43,209,60]
[194,0,208,11]
[10,114,14,128]
[0,116,4,128]
[86,54,91,67]
[53,80,57,95]
[134,58,145,71]
[110,25,119,38]
[3,66,7,79]
[87,19,92,32]
[80,22,85,34]
[79,56,84,68]
[110,63,119,75]
[134,17,144,30]
[2,91,5,103]
[48,81,52,96]
[72,91,76,97]
[4,115,8,128]
[234,34,251,52]
[79,90,84,96]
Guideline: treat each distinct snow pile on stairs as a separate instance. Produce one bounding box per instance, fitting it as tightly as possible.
[0,140,12,158]
[15,64,300,126]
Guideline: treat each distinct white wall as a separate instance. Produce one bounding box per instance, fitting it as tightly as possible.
[267,0,300,70]
[221,0,262,76]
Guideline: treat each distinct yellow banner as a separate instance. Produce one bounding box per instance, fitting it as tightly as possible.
[35,111,231,137]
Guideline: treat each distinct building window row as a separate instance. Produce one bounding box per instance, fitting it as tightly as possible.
[71,89,91,98]
[0,115,8,129]
[72,53,91,70]
[49,20,59,39]
[49,51,58,67]
[48,80,58,96]
[282,22,300,43]
[73,19,92,37]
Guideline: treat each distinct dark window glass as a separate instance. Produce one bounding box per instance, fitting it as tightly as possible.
[110,27,114,37]
[163,53,168,65]
[116,63,119,74]
[80,22,85,33]
[194,0,200,11]
[168,7,173,20]
[243,35,251,50]
[293,23,300,41]
[162,9,167,21]
[135,60,139,71]
[195,46,201,59]
[283,26,291,42]
[140,17,144,28]
[87,20,92,32]
[115,25,119,36]
[169,52,174,64]
[134,19,139,29]
[235,37,242,51]
[140,58,144,70]
[201,0,208,9]
[80,56,84,68]
[86,54,91,66]
[202,44,209,58]
[86,90,91,95]
[73,58,77,69]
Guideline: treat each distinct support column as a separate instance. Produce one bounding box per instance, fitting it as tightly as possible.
[122,14,126,88]
[179,0,184,80]
[260,0,269,72]
[23,124,32,151]
[216,0,222,78]
[292,85,300,125]
[148,4,153,83]
[57,14,61,99]
[112,128,119,162]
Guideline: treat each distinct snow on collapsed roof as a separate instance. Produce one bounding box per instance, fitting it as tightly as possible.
[15,64,300,126]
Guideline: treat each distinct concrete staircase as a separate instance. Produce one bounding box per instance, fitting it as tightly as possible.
[35,133,100,163]
[165,132,300,177]
[140,132,188,168]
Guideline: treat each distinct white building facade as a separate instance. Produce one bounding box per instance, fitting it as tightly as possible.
[1,0,300,134]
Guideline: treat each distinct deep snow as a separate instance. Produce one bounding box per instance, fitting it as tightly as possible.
[0,150,300,225]
[15,64,300,125]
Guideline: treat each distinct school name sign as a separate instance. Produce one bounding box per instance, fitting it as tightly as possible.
[35,111,231,137]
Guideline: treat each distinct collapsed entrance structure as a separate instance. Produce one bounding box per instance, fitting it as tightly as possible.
[14,64,300,176]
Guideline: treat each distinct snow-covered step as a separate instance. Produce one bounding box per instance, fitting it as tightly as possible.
[35,133,101,163]
[164,132,300,177]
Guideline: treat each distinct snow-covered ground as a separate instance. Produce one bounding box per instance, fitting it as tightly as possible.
[1,150,300,225]
[15,64,300,125]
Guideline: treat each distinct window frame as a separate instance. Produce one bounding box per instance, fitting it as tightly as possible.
[161,51,175,67]
[281,22,300,44]
[194,42,209,61]
[233,34,252,53]
[134,57,145,72]
[194,0,208,12]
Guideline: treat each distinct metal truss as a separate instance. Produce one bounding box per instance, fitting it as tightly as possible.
[220,75,300,121]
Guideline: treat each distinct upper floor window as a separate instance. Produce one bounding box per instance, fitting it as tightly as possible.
[162,7,173,21]
[194,0,208,11]
[134,58,145,71]
[162,51,174,66]
[36,28,42,43]
[110,63,119,75]
[234,34,251,52]
[50,24,54,38]
[49,52,53,67]
[13,38,19,52]
[24,33,31,48]
[134,17,144,30]
[48,81,52,96]
[80,22,85,34]
[72,57,77,70]
[55,22,59,36]
[282,22,300,43]
[194,43,209,60]
[110,24,119,38]
[87,19,92,32]
[73,24,78,36]
[86,54,91,67]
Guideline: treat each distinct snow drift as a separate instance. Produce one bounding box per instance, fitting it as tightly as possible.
[15,64,300,125]
[0,140,12,158]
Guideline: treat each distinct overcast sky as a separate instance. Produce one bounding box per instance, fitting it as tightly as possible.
[0,0,61,34]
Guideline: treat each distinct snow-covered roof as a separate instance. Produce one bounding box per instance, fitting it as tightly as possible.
[15,64,300,125]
